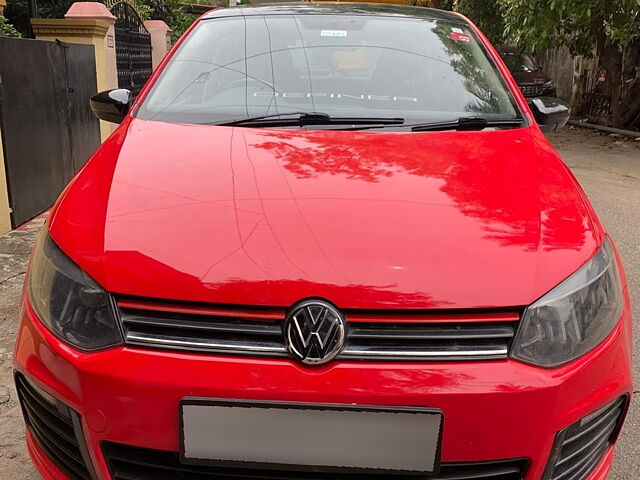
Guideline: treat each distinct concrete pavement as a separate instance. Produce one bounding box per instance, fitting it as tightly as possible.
[547,127,639,479]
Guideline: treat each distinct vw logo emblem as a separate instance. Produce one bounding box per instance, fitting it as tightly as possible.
[283,300,346,365]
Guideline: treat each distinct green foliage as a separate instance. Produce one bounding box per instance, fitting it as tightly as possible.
[498,0,640,55]
[0,14,21,37]
[162,0,198,41]
[438,0,639,55]
[3,0,54,36]
[169,11,198,42]
[456,0,505,44]
[407,0,504,44]
[131,0,153,20]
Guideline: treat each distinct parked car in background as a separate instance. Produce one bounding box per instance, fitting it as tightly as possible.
[497,45,557,98]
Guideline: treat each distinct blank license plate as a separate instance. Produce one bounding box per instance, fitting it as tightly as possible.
[180,399,442,473]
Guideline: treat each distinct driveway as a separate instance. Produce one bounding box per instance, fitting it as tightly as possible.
[0,126,637,479]
[548,127,639,479]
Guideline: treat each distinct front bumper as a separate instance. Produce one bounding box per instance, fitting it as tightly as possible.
[14,298,632,480]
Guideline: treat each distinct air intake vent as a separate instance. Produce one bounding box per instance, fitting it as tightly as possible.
[544,396,627,480]
[118,298,519,362]
[103,442,528,480]
[15,373,95,480]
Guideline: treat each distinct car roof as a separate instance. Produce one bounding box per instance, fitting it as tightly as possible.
[202,2,467,23]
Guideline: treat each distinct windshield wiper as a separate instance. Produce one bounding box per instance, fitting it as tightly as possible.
[216,112,405,128]
[410,117,525,132]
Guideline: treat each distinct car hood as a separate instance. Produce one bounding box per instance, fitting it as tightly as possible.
[49,118,601,309]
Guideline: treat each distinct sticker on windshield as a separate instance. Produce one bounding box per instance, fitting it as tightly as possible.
[321,30,348,37]
[450,32,471,43]
[451,27,464,33]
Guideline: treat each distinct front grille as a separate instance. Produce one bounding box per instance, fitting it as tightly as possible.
[519,84,545,97]
[543,396,627,480]
[103,442,528,480]
[118,298,519,361]
[15,373,95,480]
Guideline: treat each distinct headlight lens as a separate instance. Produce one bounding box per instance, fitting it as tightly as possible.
[511,238,622,367]
[28,230,122,351]
[544,80,555,89]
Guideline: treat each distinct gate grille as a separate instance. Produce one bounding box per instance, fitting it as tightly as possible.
[579,92,611,118]
[110,1,153,96]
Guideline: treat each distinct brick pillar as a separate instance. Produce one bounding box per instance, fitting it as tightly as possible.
[144,20,172,70]
[31,2,118,141]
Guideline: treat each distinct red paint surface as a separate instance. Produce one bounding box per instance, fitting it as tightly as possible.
[14,292,632,480]
[48,120,602,310]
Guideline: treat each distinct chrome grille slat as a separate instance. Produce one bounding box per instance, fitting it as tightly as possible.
[118,299,518,362]
[123,314,282,335]
[126,332,288,355]
[341,344,508,359]
[348,324,514,340]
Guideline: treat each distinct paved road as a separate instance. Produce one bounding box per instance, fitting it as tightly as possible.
[547,127,639,479]
[0,127,637,479]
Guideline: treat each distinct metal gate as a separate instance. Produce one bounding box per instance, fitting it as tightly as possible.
[0,37,101,227]
[110,1,153,95]
[580,92,612,117]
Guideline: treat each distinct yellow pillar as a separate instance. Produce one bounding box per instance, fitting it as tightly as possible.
[30,3,118,142]
[0,127,12,234]
[0,0,7,15]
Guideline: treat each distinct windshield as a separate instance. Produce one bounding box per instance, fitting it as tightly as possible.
[137,13,521,127]
[500,52,539,73]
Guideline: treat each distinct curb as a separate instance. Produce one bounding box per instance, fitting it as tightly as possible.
[568,120,640,139]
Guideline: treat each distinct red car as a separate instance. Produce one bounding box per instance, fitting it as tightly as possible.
[14,4,631,480]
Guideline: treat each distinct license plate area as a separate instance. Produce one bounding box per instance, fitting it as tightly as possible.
[180,399,443,474]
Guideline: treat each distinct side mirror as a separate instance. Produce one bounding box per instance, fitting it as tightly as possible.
[90,89,133,124]
[529,97,570,132]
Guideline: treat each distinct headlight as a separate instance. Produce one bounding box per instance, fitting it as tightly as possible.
[544,80,555,89]
[511,238,622,367]
[27,230,122,351]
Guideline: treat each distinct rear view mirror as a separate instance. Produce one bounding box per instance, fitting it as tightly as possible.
[529,97,570,132]
[90,89,133,124]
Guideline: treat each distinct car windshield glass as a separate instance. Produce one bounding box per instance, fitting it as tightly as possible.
[500,52,538,73]
[136,14,521,127]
